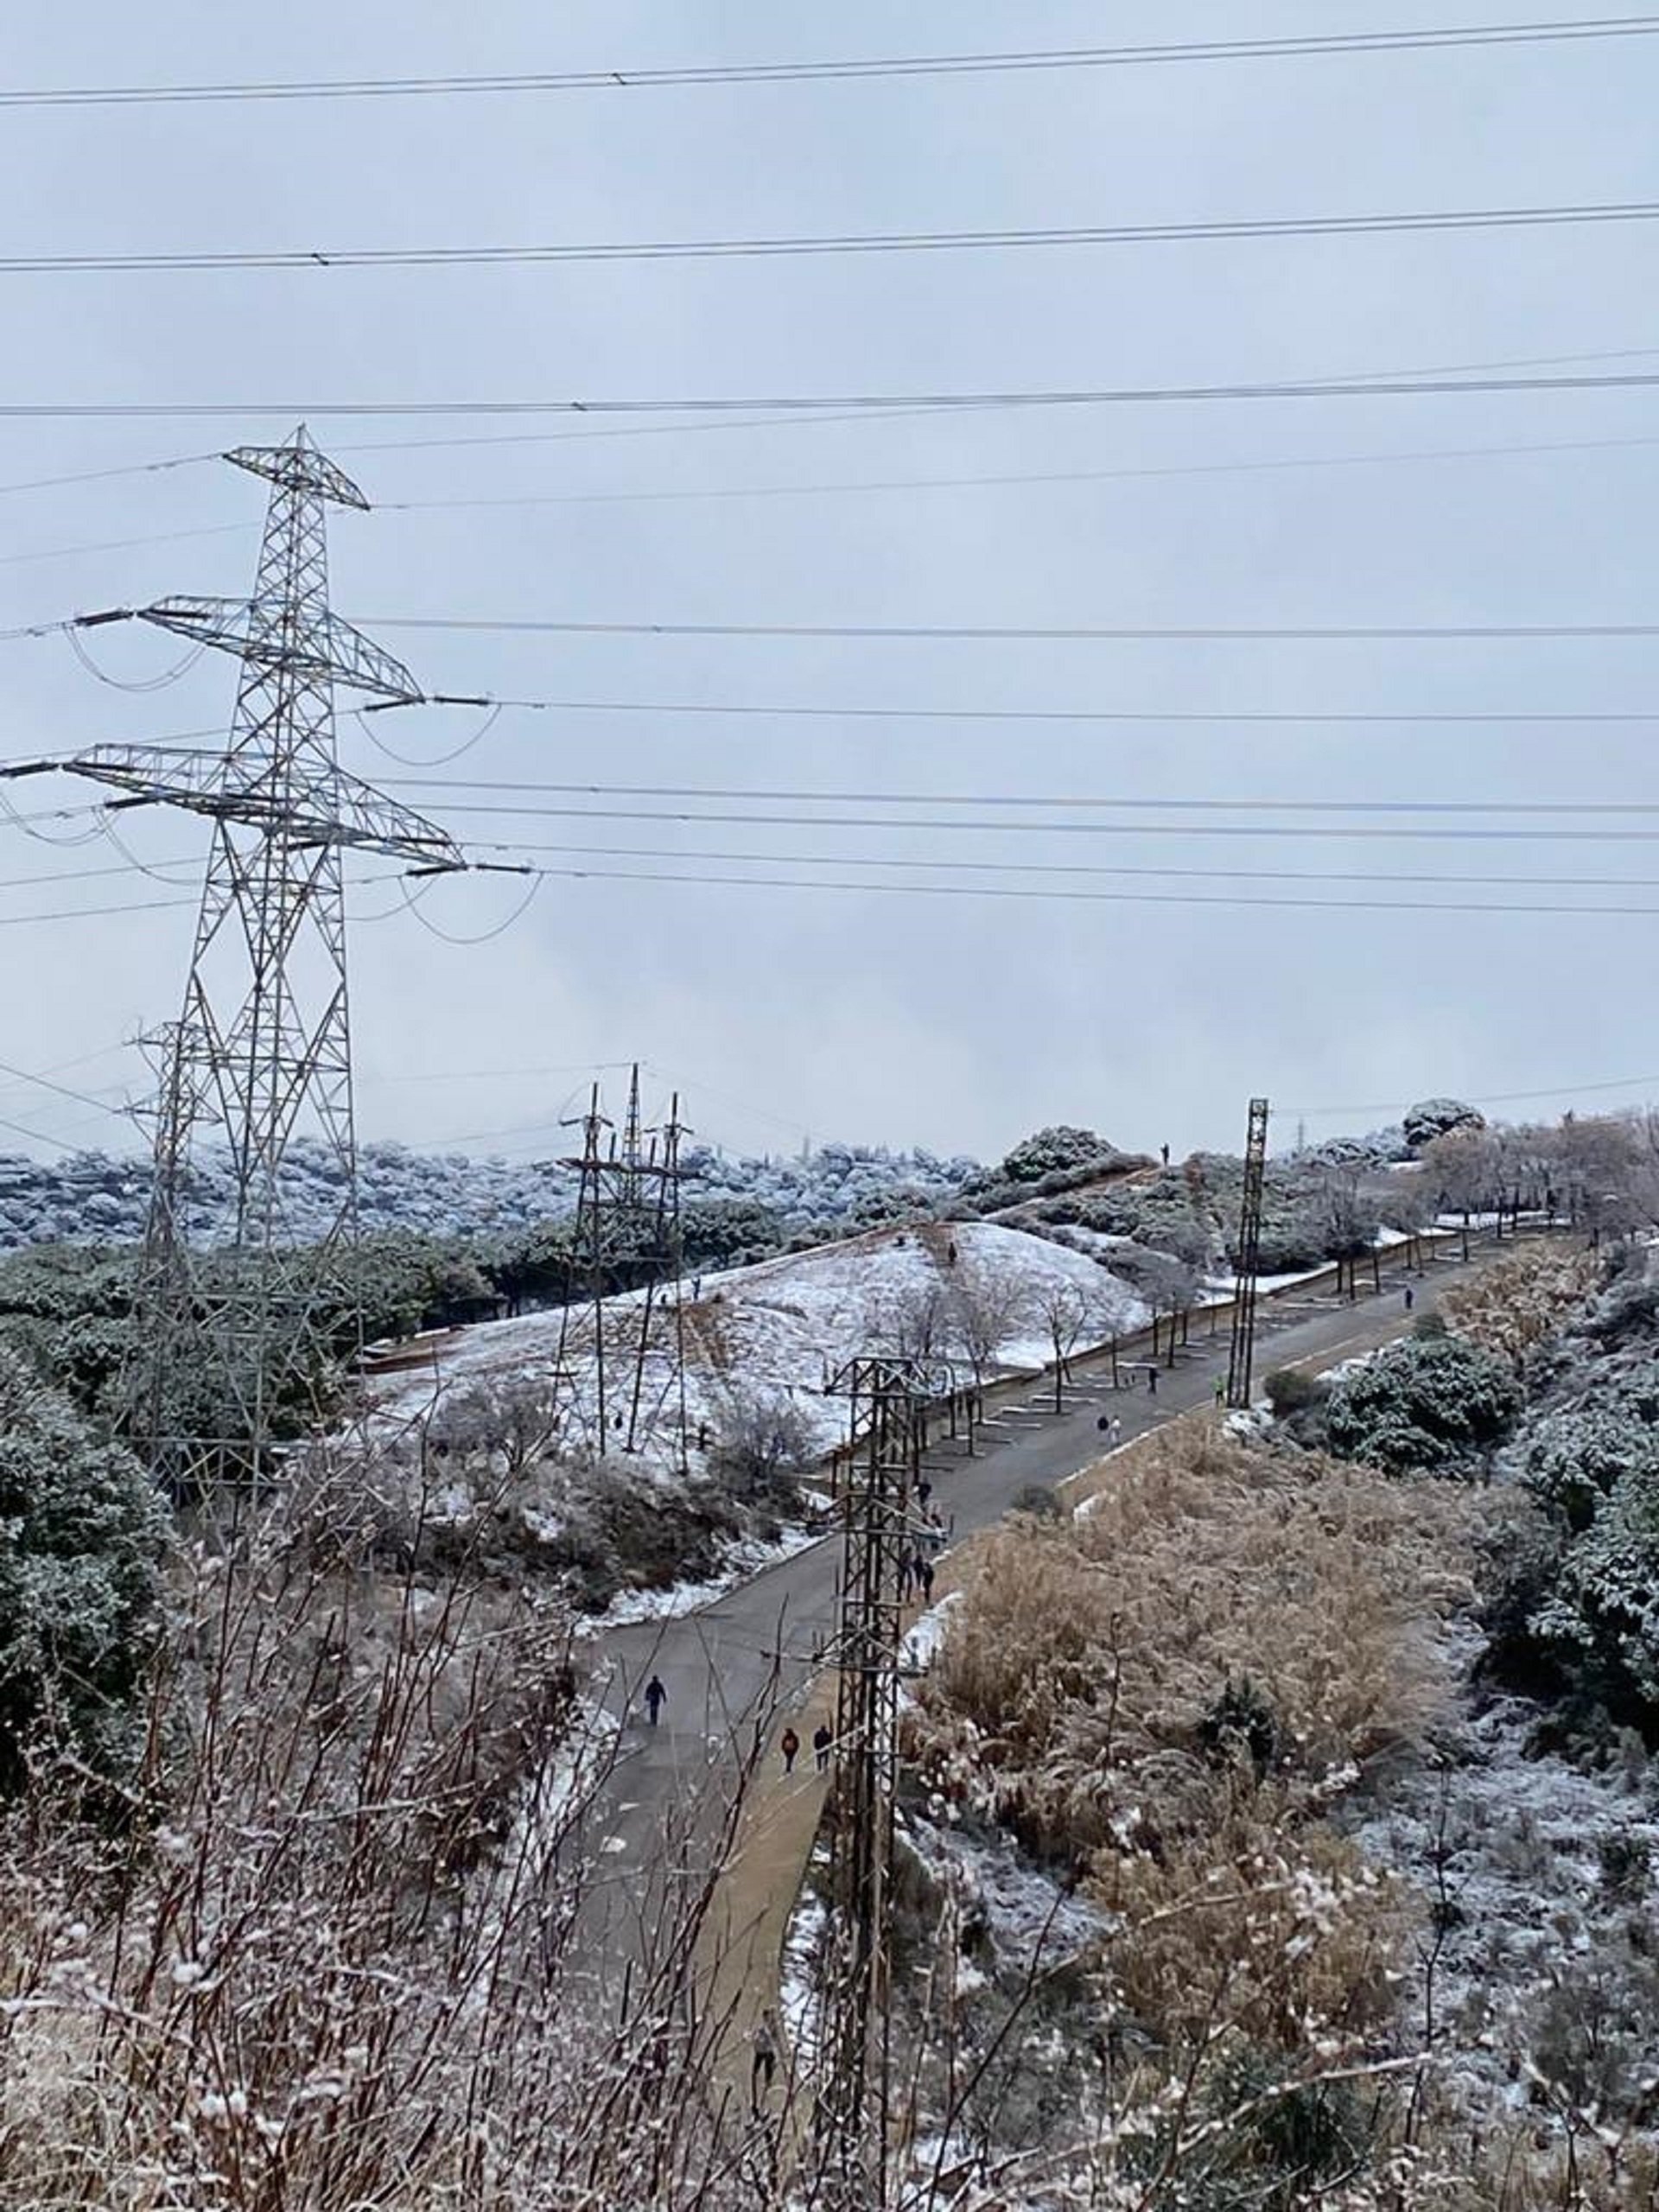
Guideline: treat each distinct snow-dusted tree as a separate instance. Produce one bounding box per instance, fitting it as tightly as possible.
[1031,1269,1125,1408]
[1402,1096,1485,1154]
[945,1256,1034,1386]
[0,1345,167,1790]
[710,1383,818,1503]
[869,1277,953,1360]
[1134,1249,1203,1363]
[425,1372,567,1478]
[997,1124,1122,1185]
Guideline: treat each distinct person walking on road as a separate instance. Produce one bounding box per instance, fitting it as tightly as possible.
[1214,1378,1225,1408]
[751,2009,779,2112]
[1404,1284,1415,1312]
[1110,1415,1122,1447]
[1147,1366,1158,1397]
[813,1722,833,1771]
[915,1554,936,1603]
[644,1675,667,1727]
[780,1726,801,1775]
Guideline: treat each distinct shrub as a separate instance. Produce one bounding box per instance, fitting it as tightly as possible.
[0,1345,167,1791]
[1263,1366,1320,1418]
[1529,1466,1659,1733]
[1519,1405,1659,1532]
[1324,1332,1522,1476]
[998,1126,1126,1185]
[1008,1482,1062,1519]
[1402,1096,1485,1153]
[709,1385,817,1504]
[1199,1675,1279,1777]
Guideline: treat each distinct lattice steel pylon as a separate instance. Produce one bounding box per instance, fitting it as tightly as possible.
[60,429,463,1488]
[818,1353,952,2208]
[1225,1096,1272,1410]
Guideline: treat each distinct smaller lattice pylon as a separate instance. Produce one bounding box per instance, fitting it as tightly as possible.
[817,1352,953,2204]
[1225,1097,1272,1410]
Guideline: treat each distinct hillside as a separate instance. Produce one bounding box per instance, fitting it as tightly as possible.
[0,1132,981,1250]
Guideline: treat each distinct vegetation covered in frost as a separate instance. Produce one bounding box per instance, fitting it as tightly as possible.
[0,1344,166,1792]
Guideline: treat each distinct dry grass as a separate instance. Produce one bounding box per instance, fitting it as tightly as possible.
[0,1450,769,2211]
[900,1422,1496,2197]
[1440,1242,1599,1369]
[918,1426,1481,1865]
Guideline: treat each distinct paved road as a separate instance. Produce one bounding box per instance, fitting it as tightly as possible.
[565,1246,1474,2000]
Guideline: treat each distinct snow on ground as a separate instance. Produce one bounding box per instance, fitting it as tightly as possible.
[903,1811,1110,1967]
[1343,1635,1659,2126]
[598,1525,824,1626]
[901,1592,963,1679]
[366,1219,1149,1476]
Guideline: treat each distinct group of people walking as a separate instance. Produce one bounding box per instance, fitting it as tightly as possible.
[778,1721,835,1775]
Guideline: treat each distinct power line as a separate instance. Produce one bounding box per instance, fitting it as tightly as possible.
[387,693,1659,727]
[10,201,1659,275]
[372,615,1659,643]
[0,1051,134,1122]
[441,803,1659,841]
[427,857,1659,916]
[10,366,1659,419]
[385,777,1659,817]
[1286,1071,1659,1116]
[0,521,249,569]
[7,17,1656,106]
[431,835,1659,889]
[378,428,1659,513]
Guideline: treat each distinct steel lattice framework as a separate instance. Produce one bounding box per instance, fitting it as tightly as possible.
[63,429,463,1487]
[818,1352,954,2206]
[1225,1096,1272,1410]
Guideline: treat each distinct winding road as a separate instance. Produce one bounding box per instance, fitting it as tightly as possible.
[563,1240,1487,2016]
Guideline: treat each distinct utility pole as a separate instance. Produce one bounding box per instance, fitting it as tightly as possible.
[819,1353,950,2208]
[21,429,463,1489]
[1225,1097,1271,1411]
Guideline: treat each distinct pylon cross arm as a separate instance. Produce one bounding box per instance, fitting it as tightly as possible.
[139,597,422,702]
[63,744,465,868]
[224,441,370,511]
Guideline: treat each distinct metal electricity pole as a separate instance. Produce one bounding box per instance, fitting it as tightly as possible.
[12,429,463,1488]
[1225,1096,1271,1410]
[819,1352,950,2208]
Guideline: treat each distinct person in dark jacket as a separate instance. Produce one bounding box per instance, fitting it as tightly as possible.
[780,1726,801,1774]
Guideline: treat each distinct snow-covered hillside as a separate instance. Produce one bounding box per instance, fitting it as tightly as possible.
[369,1218,1148,1469]
[0,1134,981,1251]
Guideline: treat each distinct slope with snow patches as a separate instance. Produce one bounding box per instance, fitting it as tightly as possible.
[366,1218,1149,1473]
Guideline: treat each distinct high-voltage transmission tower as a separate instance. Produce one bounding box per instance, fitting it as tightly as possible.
[1225,1096,1272,1410]
[556,1066,693,1463]
[817,1353,951,2207]
[39,429,464,1487]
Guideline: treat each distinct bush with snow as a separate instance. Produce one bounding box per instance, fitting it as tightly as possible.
[0,1345,167,1790]
[1402,1096,1485,1154]
[1322,1332,1522,1477]
[1517,1403,1659,1531]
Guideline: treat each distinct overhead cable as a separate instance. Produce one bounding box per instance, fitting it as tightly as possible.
[6,17,1656,106]
[421,858,1659,917]
[397,693,1659,726]
[10,366,1659,418]
[372,615,1659,642]
[7,200,1659,275]
[386,777,1659,816]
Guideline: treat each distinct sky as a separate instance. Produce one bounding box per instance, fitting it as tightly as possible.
[0,2,1656,1171]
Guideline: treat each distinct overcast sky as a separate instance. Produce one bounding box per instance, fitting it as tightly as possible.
[0,2,1656,1170]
